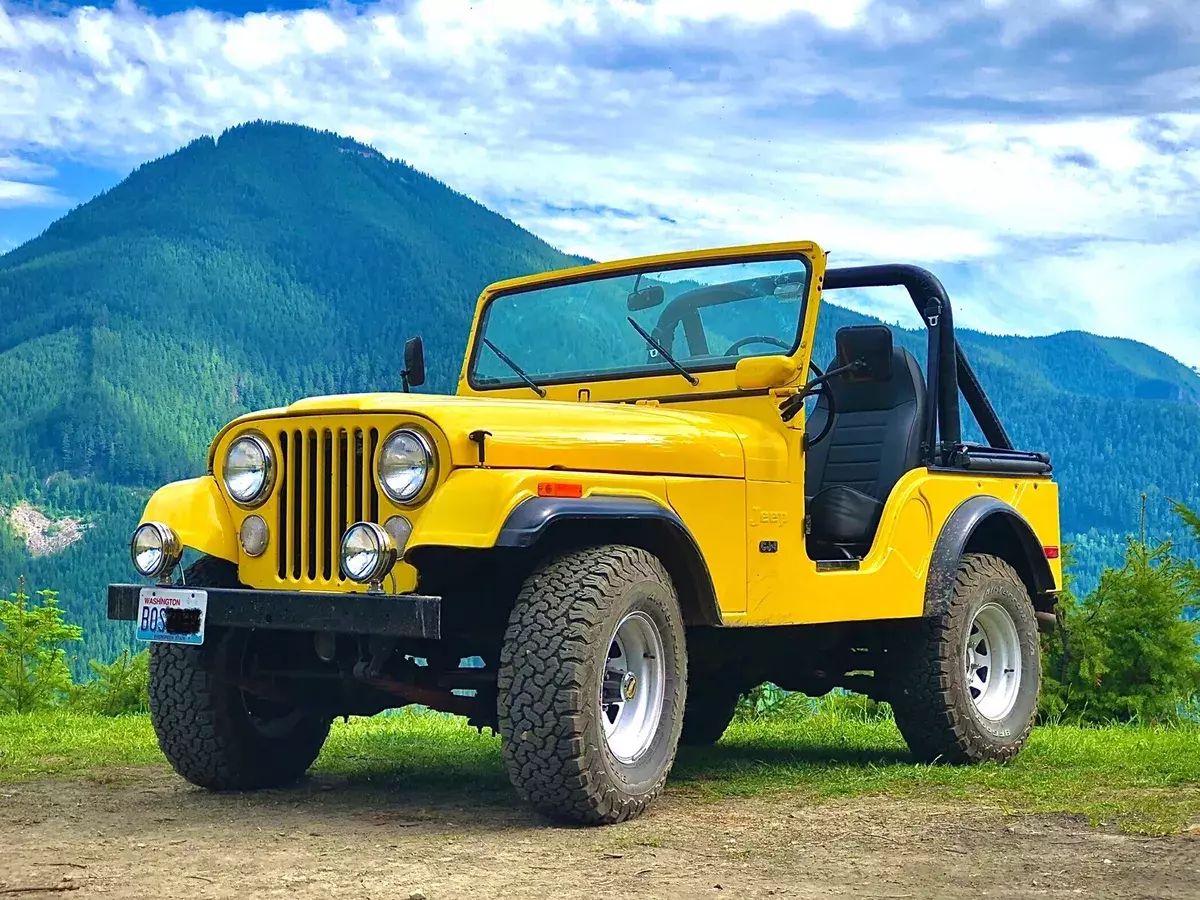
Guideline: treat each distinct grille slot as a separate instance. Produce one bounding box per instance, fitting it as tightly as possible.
[277,426,379,585]
[277,432,289,580]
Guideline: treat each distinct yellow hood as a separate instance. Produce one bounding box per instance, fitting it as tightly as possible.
[212,392,750,478]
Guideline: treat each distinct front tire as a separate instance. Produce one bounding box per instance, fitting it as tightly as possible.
[148,556,332,790]
[497,546,687,825]
[890,553,1040,764]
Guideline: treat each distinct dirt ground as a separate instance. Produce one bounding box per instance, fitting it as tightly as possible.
[1,771,1197,900]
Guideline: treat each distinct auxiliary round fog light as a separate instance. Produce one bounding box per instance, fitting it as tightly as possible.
[340,522,397,585]
[384,515,413,555]
[240,515,269,558]
[130,522,183,579]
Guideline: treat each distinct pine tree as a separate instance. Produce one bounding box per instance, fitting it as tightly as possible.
[0,576,83,712]
[72,648,149,716]
[1043,500,1200,723]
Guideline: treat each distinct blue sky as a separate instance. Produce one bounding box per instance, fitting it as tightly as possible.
[1,0,1199,366]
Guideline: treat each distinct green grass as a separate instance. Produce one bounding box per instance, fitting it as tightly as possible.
[679,716,1200,834]
[1,709,1197,835]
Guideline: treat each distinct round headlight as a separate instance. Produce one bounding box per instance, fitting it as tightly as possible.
[378,429,434,503]
[340,522,397,585]
[224,434,273,506]
[131,522,182,579]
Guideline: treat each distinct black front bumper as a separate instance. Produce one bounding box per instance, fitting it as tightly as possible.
[107,584,441,639]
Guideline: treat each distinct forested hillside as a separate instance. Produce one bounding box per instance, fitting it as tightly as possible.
[0,122,582,666]
[1,121,1197,668]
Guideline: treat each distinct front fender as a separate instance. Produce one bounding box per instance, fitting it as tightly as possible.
[141,476,238,563]
[409,468,669,551]
[407,468,723,626]
[408,468,542,551]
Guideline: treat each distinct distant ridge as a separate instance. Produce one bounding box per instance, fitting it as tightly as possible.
[0,120,1196,664]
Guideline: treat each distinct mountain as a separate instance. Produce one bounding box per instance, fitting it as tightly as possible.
[0,121,581,665]
[0,122,584,487]
[1,121,1197,667]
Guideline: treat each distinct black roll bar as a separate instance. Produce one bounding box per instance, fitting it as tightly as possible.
[822,265,1015,464]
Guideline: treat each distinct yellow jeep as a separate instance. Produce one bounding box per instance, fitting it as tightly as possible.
[109,241,1062,825]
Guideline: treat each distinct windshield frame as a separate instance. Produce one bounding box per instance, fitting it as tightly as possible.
[464,248,815,394]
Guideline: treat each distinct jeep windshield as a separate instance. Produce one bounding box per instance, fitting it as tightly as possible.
[468,256,812,391]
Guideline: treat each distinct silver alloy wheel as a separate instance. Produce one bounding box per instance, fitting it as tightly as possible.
[965,602,1023,721]
[601,611,666,763]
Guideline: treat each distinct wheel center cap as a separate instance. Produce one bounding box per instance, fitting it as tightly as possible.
[621,671,638,701]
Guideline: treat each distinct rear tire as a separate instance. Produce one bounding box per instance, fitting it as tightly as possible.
[890,553,1040,764]
[148,556,331,790]
[497,545,687,825]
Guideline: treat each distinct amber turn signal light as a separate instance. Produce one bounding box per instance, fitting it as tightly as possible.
[538,482,583,499]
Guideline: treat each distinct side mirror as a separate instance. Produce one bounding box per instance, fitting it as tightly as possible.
[835,325,893,382]
[735,354,799,391]
[627,285,665,311]
[402,336,426,392]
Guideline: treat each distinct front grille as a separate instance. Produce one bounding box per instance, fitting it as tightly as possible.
[277,426,380,584]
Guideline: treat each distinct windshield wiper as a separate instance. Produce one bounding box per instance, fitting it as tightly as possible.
[627,317,699,386]
[481,337,547,398]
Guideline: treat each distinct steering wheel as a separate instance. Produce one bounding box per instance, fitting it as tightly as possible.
[724,335,791,356]
[778,361,837,448]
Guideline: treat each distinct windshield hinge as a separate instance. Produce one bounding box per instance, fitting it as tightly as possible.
[468,430,491,467]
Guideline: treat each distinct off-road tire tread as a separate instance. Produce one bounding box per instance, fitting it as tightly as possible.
[890,553,1038,765]
[148,556,330,790]
[497,545,685,825]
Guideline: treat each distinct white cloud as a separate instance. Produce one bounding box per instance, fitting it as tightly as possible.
[0,179,62,207]
[0,0,1198,362]
[608,0,874,31]
[966,238,1200,367]
[976,0,1200,41]
[0,153,62,206]
[0,155,55,179]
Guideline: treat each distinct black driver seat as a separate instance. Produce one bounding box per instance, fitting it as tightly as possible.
[805,336,927,552]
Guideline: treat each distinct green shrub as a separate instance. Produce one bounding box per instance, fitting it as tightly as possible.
[735,684,892,723]
[72,649,150,717]
[735,683,791,721]
[815,690,892,722]
[0,578,82,713]
[1042,503,1200,724]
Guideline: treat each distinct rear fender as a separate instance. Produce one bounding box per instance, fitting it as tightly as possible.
[924,495,1058,624]
[141,476,238,563]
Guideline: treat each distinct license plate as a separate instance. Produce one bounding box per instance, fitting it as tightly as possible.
[136,588,208,645]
